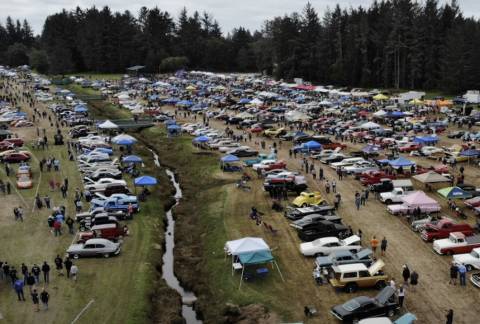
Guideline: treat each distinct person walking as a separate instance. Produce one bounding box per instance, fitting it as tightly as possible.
[397,285,405,308]
[381,237,388,256]
[54,255,63,276]
[32,264,41,284]
[31,289,40,312]
[331,180,336,193]
[14,278,26,301]
[370,236,379,256]
[70,263,78,282]
[446,309,454,324]
[42,262,50,284]
[402,264,411,286]
[66,216,74,234]
[325,180,330,194]
[64,258,72,278]
[449,263,458,285]
[44,195,51,209]
[410,270,419,291]
[40,288,49,310]
[458,263,467,286]
[355,193,361,210]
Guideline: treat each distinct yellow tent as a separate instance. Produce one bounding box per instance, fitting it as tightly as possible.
[436,99,453,107]
[186,85,196,91]
[409,98,424,105]
[373,93,389,100]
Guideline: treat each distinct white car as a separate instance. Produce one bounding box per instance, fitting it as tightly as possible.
[421,146,444,156]
[84,178,127,192]
[78,135,108,143]
[331,157,366,169]
[207,139,231,148]
[218,143,242,152]
[312,149,336,159]
[252,159,277,171]
[453,248,480,271]
[344,161,379,174]
[299,235,361,257]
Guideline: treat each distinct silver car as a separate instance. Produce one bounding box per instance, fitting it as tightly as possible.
[67,238,121,259]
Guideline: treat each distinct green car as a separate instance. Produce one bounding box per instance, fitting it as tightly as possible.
[243,153,275,167]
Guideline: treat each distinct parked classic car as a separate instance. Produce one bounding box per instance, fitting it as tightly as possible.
[316,249,373,269]
[329,260,388,292]
[66,238,121,258]
[330,287,398,322]
[284,205,336,220]
[292,191,325,207]
[453,248,480,271]
[421,219,474,242]
[300,235,361,257]
[84,178,127,192]
[433,232,480,255]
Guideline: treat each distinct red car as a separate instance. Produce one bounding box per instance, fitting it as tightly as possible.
[0,141,15,151]
[261,160,287,171]
[249,125,263,133]
[323,142,347,150]
[398,143,421,152]
[421,219,474,242]
[2,152,30,163]
[359,171,396,186]
[3,138,24,147]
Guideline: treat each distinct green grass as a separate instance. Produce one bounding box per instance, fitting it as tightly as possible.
[63,73,124,80]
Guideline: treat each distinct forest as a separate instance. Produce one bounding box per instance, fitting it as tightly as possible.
[0,0,478,93]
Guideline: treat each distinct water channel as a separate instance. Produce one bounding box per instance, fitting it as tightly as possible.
[150,149,202,324]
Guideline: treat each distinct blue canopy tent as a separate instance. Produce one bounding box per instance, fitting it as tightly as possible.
[237,250,284,289]
[161,97,180,105]
[438,186,472,199]
[115,138,136,146]
[221,154,240,163]
[220,154,241,172]
[167,124,181,136]
[386,111,405,118]
[302,140,322,151]
[193,136,210,143]
[164,119,177,126]
[414,136,439,145]
[176,100,194,108]
[74,105,88,113]
[122,155,143,164]
[134,176,157,186]
[238,98,251,104]
[389,156,415,168]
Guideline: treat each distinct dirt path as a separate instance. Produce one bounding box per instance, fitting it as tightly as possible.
[165,106,480,323]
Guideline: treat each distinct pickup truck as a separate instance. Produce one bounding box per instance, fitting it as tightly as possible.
[421,219,474,242]
[380,188,415,204]
[297,220,349,242]
[243,153,272,167]
[433,232,480,255]
[359,171,396,186]
[453,247,480,271]
[90,197,139,213]
[371,179,394,193]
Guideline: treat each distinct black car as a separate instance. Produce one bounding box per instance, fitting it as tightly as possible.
[285,205,336,220]
[447,131,465,139]
[457,184,480,197]
[263,180,308,195]
[297,220,348,242]
[371,179,394,193]
[331,287,398,323]
[229,148,258,157]
[291,213,342,230]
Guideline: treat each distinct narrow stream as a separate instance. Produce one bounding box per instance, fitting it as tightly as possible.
[149,149,202,324]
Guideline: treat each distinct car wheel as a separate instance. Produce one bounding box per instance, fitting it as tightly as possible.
[447,250,454,256]
[352,318,359,324]
[103,253,110,258]
[375,280,386,289]
[346,283,357,293]
[387,309,395,317]
[466,264,473,271]
[73,254,80,259]
[385,199,392,205]
[302,203,308,207]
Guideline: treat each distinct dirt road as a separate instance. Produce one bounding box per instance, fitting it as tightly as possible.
[165,106,480,323]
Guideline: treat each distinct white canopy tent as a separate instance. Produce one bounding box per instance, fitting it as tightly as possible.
[98,120,119,129]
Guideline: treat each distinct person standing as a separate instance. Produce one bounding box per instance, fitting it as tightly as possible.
[410,270,419,291]
[54,255,63,276]
[70,263,78,282]
[14,278,26,301]
[66,216,74,234]
[446,309,454,324]
[355,192,361,210]
[458,263,467,286]
[31,289,40,312]
[332,180,336,193]
[449,263,458,285]
[31,264,41,284]
[402,265,411,286]
[370,236,379,256]
[64,258,72,278]
[381,237,388,256]
[40,288,49,310]
[397,285,405,307]
[42,262,50,284]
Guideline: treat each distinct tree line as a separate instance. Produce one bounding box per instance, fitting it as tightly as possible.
[0,1,479,93]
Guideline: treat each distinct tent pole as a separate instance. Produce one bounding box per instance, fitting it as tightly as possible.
[274,261,285,282]
[239,267,245,290]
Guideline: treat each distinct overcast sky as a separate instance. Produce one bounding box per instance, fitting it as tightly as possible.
[2,0,479,35]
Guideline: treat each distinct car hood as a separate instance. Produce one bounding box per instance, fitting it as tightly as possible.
[315,256,333,267]
[67,244,84,252]
[331,304,350,317]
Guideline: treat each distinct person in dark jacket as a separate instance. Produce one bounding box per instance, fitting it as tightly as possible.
[446,309,454,324]
[40,288,49,310]
[410,270,419,291]
[26,273,35,292]
[31,289,40,312]
[42,262,50,283]
[54,255,63,276]
[449,263,458,285]
[402,264,410,285]
[31,264,41,284]
[64,258,72,278]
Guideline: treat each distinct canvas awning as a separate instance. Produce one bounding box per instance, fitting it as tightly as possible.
[412,171,450,183]
[225,237,270,255]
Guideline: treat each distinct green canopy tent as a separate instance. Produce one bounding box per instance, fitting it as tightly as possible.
[238,250,285,289]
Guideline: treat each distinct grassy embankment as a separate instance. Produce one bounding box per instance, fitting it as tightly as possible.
[69,80,296,323]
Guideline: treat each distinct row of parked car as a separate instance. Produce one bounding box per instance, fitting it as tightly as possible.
[65,130,139,259]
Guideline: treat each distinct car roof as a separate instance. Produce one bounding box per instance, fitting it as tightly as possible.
[84,238,112,244]
[331,250,353,258]
[91,224,117,230]
[334,263,368,272]
[315,237,339,244]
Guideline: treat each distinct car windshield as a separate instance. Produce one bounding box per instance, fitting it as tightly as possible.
[471,251,479,258]
[342,300,361,312]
